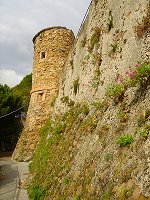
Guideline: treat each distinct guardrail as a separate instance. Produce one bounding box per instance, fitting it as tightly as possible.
[76,0,93,37]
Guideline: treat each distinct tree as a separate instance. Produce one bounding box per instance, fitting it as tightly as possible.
[0,84,22,151]
[12,73,32,112]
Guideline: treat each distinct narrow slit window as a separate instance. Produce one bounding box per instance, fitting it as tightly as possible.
[40,52,46,59]
[37,92,43,102]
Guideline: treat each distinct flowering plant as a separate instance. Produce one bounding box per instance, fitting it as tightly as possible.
[126,63,150,86]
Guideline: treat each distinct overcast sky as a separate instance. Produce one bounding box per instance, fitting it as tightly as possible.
[0,0,91,87]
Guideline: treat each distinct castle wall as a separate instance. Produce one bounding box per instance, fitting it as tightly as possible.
[12,27,74,161]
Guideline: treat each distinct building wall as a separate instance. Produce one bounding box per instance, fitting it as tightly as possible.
[12,27,75,161]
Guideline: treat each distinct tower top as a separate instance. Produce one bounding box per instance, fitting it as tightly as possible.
[32,26,74,43]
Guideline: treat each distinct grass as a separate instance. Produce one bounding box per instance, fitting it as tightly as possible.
[28,183,47,200]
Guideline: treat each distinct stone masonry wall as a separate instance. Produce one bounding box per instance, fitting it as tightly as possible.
[12,27,75,161]
[55,0,149,111]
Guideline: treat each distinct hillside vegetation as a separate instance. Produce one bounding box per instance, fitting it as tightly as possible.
[0,74,32,151]
[12,73,32,112]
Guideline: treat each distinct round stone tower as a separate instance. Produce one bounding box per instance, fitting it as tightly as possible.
[12,27,75,161]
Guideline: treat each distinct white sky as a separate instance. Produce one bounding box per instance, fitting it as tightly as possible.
[0,0,91,87]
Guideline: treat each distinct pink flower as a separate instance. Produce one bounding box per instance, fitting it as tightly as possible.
[135,64,140,68]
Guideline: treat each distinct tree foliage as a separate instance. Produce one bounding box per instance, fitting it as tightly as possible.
[0,73,32,151]
[0,84,22,151]
[12,73,32,112]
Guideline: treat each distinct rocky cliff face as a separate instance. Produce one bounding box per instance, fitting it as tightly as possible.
[25,0,150,199]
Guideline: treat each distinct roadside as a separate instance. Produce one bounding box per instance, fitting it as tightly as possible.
[0,153,29,200]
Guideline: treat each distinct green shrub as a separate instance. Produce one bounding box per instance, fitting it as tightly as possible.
[117,134,133,147]
[28,183,47,200]
[91,101,107,111]
[106,83,124,99]
[75,195,81,200]
[126,63,150,86]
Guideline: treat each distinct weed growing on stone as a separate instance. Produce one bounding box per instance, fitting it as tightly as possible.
[80,36,87,47]
[70,59,74,70]
[50,96,56,107]
[107,10,113,32]
[104,152,113,161]
[73,78,79,95]
[75,195,81,200]
[80,115,98,132]
[93,53,102,66]
[80,102,89,115]
[135,4,150,38]
[110,43,118,55]
[88,27,101,52]
[136,127,149,140]
[63,177,70,185]
[28,183,47,200]
[67,99,75,107]
[116,134,133,147]
[119,187,134,200]
[117,110,128,122]
[91,100,107,112]
[106,83,124,101]
[91,67,101,90]
[61,96,69,104]
[126,63,150,86]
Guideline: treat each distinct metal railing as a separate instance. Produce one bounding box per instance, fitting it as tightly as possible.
[76,0,93,37]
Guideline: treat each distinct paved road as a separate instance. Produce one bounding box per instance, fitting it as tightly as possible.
[0,156,29,200]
